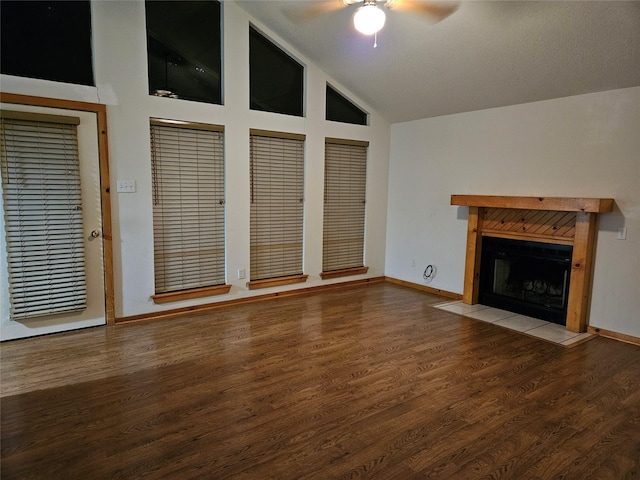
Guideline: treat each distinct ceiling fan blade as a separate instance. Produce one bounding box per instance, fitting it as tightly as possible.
[387,0,459,21]
[282,0,346,24]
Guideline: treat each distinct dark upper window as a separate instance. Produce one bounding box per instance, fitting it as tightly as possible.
[249,27,304,117]
[145,0,222,104]
[326,85,368,125]
[0,1,94,86]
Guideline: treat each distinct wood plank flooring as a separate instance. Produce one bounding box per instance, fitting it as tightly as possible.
[2,283,639,479]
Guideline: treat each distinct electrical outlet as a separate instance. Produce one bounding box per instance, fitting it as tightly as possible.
[237,268,246,280]
[116,180,136,193]
[617,227,627,240]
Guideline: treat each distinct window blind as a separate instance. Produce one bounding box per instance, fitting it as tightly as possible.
[0,112,87,319]
[150,121,225,294]
[250,132,305,281]
[322,139,368,272]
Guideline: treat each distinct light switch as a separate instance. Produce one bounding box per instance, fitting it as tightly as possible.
[116,180,136,193]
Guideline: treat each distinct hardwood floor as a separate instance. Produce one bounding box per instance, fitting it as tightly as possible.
[1,283,639,479]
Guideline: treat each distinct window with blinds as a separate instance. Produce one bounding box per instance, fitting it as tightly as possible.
[322,139,368,276]
[0,111,87,319]
[249,131,305,283]
[150,120,226,295]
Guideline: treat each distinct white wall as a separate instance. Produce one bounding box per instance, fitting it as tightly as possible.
[1,0,390,320]
[386,86,640,337]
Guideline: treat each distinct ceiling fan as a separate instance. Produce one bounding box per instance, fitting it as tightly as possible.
[284,0,458,37]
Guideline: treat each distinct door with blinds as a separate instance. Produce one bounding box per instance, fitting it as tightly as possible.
[0,105,106,341]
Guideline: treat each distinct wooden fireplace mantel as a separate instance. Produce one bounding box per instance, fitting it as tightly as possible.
[451,195,614,333]
[451,195,613,213]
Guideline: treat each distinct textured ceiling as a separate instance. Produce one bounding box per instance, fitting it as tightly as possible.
[236,0,640,123]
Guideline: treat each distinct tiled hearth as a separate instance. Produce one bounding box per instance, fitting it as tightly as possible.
[434,300,593,347]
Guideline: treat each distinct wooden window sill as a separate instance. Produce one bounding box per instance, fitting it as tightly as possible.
[320,267,369,280]
[247,275,308,290]
[151,284,231,304]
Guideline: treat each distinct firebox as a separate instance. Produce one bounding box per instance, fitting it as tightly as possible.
[479,237,573,325]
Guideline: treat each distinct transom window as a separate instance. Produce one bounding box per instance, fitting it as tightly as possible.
[249,27,304,117]
[326,85,368,126]
[1,1,94,86]
[145,1,222,104]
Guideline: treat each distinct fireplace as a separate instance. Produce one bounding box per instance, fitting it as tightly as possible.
[479,237,572,325]
[450,195,614,332]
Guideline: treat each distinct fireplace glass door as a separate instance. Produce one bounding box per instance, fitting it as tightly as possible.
[479,237,572,325]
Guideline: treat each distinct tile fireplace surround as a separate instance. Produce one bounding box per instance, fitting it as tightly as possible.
[450,195,614,333]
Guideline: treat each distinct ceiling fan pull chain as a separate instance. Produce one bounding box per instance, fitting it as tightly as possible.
[374,31,378,48]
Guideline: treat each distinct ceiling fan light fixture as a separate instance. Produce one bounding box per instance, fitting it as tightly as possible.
[353,4,386,35]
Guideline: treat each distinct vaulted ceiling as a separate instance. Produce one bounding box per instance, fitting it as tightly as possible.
[236,0,640,123]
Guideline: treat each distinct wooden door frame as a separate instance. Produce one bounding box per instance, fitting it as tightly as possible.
[1,92,115,325]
